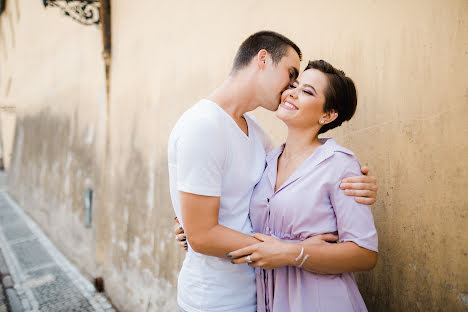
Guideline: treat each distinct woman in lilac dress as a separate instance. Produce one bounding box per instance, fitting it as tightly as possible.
[229,60,378,311]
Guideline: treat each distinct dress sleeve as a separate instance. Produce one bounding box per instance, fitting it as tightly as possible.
[329,153,378,252]
[175,119,226,197]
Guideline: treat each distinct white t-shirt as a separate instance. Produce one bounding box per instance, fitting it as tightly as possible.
[168,99,273,312]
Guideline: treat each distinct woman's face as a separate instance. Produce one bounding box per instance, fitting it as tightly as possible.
[276,68,332,130]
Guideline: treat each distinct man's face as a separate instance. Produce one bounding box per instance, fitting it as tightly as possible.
[257,47,301,111]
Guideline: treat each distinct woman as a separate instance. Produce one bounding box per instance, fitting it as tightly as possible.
[228,60,378,311]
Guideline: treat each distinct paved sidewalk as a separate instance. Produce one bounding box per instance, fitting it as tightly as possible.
[0,174,116,311]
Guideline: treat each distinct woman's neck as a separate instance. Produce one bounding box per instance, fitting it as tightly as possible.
[283,127,322,157]
[275,126,322,192]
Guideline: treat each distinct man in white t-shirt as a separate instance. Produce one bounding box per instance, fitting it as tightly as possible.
[168,31,378,312]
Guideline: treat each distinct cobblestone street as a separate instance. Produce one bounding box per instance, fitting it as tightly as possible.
[0,173,116,312]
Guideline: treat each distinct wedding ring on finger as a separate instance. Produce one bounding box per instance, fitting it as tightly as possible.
[246,255,253,264]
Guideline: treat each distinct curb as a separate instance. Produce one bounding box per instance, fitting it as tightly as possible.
[5,289,21,312]
[0,249,23,312]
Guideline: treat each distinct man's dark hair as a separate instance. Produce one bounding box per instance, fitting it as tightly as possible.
[306,60,358,134]
[232,31,302,71]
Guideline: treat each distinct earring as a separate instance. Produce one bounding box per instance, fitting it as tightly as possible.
[320,120,325,124]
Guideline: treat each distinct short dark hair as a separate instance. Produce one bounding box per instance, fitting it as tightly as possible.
[305,60,357,134]
[232,31,302,71]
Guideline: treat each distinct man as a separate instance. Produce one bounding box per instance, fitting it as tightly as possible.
[168,31,378,312]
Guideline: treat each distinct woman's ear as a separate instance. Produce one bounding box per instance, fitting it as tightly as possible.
[319,110,338,125]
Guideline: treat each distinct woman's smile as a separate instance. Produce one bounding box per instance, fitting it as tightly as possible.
[280,100,299,111]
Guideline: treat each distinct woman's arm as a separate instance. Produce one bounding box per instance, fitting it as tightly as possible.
[228,233,377,273]
[297,240,378,274]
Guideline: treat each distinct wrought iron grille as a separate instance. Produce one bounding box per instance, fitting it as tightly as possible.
[43,0,101,26]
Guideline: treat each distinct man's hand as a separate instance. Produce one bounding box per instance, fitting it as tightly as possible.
[174,217,187,251]
[301,232,339,247]
[340,166,378,205]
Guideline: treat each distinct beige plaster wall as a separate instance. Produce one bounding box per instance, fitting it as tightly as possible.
[1,0,467,311]
[0,0,107,286]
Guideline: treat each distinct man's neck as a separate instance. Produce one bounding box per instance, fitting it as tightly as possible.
[208,71,260,121]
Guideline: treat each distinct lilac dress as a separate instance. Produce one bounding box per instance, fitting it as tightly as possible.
[249,138,378,312]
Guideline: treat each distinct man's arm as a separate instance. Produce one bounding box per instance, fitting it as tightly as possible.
[180,191,260,258]
[175,166,379,253]
[171,115,260,256]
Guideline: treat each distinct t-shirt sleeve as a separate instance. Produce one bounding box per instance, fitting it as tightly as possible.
[329,153,378,252]
[175,119,226,197]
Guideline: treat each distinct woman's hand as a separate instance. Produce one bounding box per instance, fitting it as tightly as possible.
[340,166,378,205]
[228,234,291,270]
[174,217,187,251]
[228,233,338,270]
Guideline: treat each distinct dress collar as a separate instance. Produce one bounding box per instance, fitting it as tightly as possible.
[266,138,354,165]
[265,138,355,194]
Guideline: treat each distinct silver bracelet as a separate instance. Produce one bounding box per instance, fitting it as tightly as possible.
[295,246,304,262]
[298,254,310,268]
